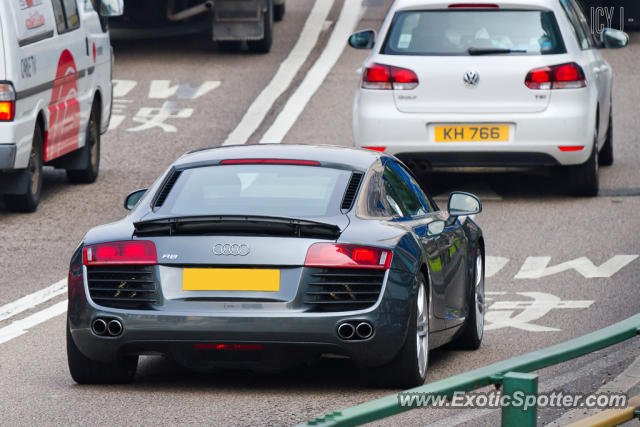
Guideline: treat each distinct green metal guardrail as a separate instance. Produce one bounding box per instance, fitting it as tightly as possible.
[298,313,640,427]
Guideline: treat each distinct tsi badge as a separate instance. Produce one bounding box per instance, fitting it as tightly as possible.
[213,243,250,256]
[463,71,480,87]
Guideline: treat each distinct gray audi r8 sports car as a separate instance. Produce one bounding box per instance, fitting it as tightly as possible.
[67,145,485,388]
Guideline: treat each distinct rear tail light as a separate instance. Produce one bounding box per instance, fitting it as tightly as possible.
[362,63,418,90]
[0,83,15,121]
[305,243,392,269]
[362,146,386,152]
[525,62,586,90]
[83,241,158,266]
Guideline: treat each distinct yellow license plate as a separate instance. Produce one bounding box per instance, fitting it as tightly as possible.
[435,125,509,142]
[182,268,280,291]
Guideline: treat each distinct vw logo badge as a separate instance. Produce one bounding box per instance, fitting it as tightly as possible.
[213,244,250,256]
[463,71,480,87]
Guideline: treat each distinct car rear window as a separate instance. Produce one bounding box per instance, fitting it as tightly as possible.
[382,10,566,56]
[159,164,351,218]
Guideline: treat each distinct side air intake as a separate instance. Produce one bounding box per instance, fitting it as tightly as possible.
[154,170,182,207]
[341,172,363,211]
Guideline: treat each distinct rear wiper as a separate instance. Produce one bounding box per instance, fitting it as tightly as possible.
[134,215,342,239]
[467,47,527,55]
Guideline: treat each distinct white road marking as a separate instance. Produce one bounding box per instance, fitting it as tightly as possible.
[485,292,594,332]
[515,255,639,279]
[0,279,66,323]
[148,80,221,100]
[112,79,137,98]
[222,0,334,146]
[485,256,509,278]
[261,0,364,143]
[0,300,67,345]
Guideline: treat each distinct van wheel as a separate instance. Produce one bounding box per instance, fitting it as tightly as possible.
[248,1,273,53]
[4,126,43,213]
[274,2,285,21]
[362,275,428,388]
[67,105,100,183]
[567,127,599,197]
[67,321,138,384]
[598,109,614,166]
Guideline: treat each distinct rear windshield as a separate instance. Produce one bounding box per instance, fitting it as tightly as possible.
[382,10,566,56]
[159,165,351,218]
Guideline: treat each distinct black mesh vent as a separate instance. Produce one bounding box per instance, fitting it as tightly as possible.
[154,170,182,208]
[303,268,385,312]
[87,265,157,309]
[341,172,363,211]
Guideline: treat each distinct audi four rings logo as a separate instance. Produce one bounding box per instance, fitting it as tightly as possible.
[213,244,250,256]
[463,71,480,86]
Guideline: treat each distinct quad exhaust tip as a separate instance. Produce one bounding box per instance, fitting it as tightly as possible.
[91,318,107,335]
[356,322,373,339]
[337,321,374,340]
[337,322,356,340]
[92,318,123,337]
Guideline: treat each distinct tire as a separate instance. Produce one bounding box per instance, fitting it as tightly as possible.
[362,276,428,388]
[274,2,285,21]
[598,109,613,166]
[67,104,100,183]
[451,249,484,350]
[3,126,44,213]
[566,127,599,197]
[66,321,138,384]
[248,1,273,53]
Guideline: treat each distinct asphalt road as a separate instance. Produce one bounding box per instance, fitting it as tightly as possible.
[1,1,639,425]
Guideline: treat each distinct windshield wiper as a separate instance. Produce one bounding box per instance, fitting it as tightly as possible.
[134,215,342,239]
[467,47,527,55]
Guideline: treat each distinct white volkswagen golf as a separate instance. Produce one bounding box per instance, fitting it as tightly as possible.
[350,0,628,196]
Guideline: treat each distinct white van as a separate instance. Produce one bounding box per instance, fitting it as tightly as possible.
[0,0,123,212]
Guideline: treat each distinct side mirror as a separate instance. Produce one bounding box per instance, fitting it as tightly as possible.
[427,220,445,237]
[348,30,376,50]
[99,0,124,17]
[124,189,147,211]
[601,28,628,49]
[448,192,481,217]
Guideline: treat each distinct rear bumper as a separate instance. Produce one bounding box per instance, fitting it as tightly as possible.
[0,144,16,169]
[68,268,414,370]
[353,89,596,167]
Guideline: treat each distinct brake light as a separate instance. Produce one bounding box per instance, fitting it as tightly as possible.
[525,62,586,90]
[558,146,584,152]
[449,3,499,7]
[0,83,15,121]
[363,146,386,152]
[83,241,157,265]
[362,63,418,90]
[194,344,264,351]
[219,159,320,166]
[305,243,392,269]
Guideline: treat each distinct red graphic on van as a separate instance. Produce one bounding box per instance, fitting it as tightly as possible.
[45,50,80,162]
[25,12,45,29]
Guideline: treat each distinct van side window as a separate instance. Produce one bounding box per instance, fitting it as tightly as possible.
[52,0,67,33]
[62,0,80,30]
[52,0,81,34]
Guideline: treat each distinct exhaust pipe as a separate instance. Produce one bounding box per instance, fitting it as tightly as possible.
[107,319,123,337]
[356,322,373,339]
[337,323,355,340]
[92,318,107,335]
